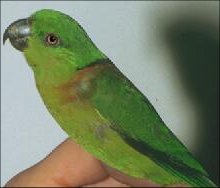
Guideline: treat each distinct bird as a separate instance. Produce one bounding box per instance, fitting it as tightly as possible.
[3,9,216,187]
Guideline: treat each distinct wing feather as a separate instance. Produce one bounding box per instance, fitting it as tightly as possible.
[89,62,208,178]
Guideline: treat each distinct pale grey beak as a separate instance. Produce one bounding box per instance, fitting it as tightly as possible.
[3,18,31,51]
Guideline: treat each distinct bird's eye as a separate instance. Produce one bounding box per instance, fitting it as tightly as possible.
[45,33,59,46]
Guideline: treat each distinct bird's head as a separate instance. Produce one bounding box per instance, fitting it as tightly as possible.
[4,9,106,85]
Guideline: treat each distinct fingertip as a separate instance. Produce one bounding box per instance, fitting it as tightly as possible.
[5,139,108,187]
[84,177,129,187]
[39,138,109,186]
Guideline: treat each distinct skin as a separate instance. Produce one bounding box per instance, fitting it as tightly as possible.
[6,139,185,187]
[4,9,216,187]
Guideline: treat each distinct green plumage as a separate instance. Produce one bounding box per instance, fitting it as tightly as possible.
[4,9,216,187]
[87,62,214,186]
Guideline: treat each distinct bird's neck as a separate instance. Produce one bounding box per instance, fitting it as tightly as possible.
[35,59,111,113]
[24,37,107,87]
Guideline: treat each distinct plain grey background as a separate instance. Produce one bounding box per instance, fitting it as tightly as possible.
[1,1,219,186]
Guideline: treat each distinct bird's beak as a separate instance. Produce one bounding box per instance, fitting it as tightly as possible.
[3,18,31,51]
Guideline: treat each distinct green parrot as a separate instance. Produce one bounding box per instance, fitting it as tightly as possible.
[3,9,216,187]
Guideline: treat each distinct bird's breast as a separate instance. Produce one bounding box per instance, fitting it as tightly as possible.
[35,64,105,132]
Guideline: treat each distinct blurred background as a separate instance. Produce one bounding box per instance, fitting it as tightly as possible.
[1,1,219,186]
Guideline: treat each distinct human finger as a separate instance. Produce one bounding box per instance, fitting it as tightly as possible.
[5,139,108,187]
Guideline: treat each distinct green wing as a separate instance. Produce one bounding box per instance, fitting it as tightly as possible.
[89,62,214,186]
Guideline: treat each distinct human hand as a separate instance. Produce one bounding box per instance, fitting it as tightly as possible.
[5,139,184,187]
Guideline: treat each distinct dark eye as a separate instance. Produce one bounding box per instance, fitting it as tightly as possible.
[45,33,59,46]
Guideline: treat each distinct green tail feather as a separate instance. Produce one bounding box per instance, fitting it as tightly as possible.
[122,135,216,187]
[175,171,216,187]
[158,161,217,187]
